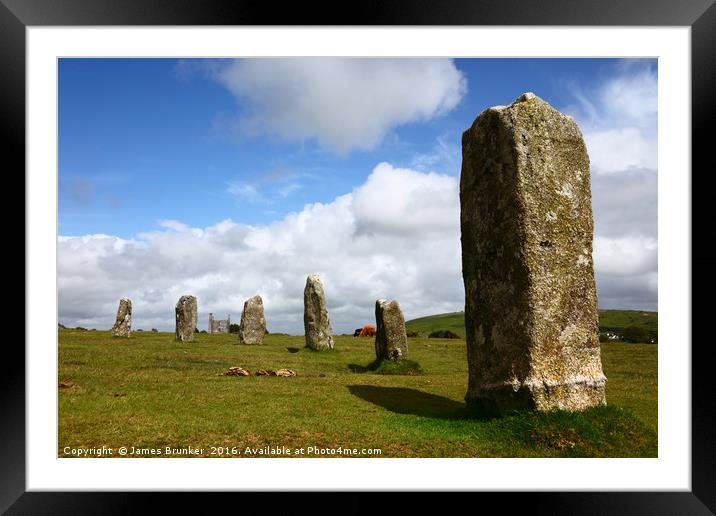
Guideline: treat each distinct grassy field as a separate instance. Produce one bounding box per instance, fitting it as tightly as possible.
[405,309,658,339]
[58,329,657,458]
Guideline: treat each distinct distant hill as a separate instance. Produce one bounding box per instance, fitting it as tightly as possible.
[598,310,658,334]
[405,312,466,337]
[405,309,657,340]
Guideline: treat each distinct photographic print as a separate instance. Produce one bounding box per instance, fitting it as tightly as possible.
[57,57,658,459]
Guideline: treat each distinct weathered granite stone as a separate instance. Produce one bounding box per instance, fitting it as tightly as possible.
[111,298,132,337]
[175,295,198,342]
[460,92,607,414]
[374,299,408,361]
[239,295,266,344]
[303,274,334,350]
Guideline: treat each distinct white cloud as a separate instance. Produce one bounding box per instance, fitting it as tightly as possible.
[227,181,263,203]
[211,58,467,154]
[351,163,459,235]
[564,60,657,175]
[59,160,658,333]
[158,219,190,232]
[597,61,657,127]
[562,60,658,310]
[593,236,658,277]
[58,163,464,333]
[584,127,657,174]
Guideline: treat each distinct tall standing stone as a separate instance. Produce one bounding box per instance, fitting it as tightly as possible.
[175,295,197,342]
[239,295,266,344]
[303,274,334,350]
[374,299,408,361]
[460,92,607,414]
[111,298,132,337]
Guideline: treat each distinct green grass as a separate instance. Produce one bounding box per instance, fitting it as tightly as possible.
[58,330,657,458]
[405,309,658,340]
[405,312,466,337]
[599,341,658,431]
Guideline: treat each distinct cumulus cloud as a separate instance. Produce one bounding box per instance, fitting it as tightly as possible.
[351,163,458,235]
[58,156,658,334]
[593,236,658,277]
[585,127,657,174]
[209,58,467,154]
[58,163,464,333]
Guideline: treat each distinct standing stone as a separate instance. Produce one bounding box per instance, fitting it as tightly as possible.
[303,274,334,350]
[239,295,266,344]
[460,92,607,414]
[175,295,198,342]
[111,298,132,337]
[374,299,408,361]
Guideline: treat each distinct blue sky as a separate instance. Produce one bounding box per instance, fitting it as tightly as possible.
[58,58,658,332]
[60,58,634,236]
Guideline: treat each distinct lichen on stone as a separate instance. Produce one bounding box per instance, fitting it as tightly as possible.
[460,92,607,414]
[374,299,408,361]
[303,274,335,350]
[239,295,266,345]
[175,295,197,342]
[111,298,132,337]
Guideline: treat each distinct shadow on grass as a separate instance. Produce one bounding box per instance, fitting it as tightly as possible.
[286,347,301,353]
[347,360,379,373]
[348,359,423,375]
[347,385,495,421]
[346,386,657,455]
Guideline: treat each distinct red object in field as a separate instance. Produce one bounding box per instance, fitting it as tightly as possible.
[358,325,376,337]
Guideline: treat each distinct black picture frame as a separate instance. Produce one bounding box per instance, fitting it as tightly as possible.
[6,0,714,513]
